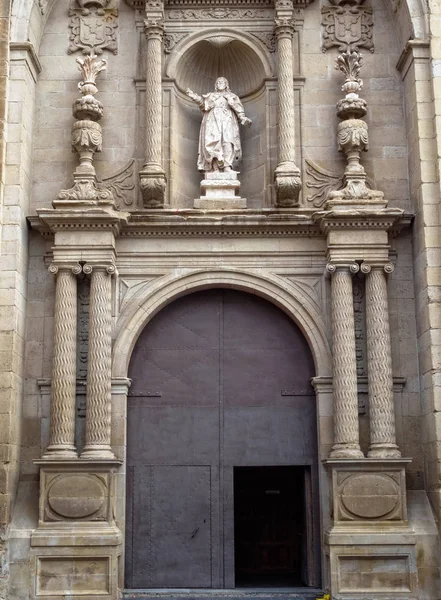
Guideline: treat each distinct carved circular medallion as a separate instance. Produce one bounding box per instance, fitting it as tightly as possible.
[47,475,105,519]
[340,474,399,519]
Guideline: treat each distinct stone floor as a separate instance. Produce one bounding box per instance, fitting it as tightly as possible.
[122,589,323,600]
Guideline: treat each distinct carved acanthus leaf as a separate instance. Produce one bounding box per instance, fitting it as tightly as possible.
[321,4,374,53]
[99,159,136,207]
[164,32,189,53]
[251,31,276,52]
[68,0,118,55]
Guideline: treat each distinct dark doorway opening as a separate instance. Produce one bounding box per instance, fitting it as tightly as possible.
[234,466,309,588]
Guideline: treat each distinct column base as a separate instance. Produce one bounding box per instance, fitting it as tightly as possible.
[329,444,364,459]
[42,446,78,460]
[368,444,401,458]
[81,446,116,460]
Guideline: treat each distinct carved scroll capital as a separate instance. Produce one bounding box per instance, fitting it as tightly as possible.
[326,262,360,275]
[49,263,82,276]
[83,263,116,276]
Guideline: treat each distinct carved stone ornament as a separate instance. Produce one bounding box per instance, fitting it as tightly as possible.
[139,170,167,208]
[99,159,136,207]
[166,8,274,20]
[164,32,188,53]
[327,50,385,206]
[321,3,374,53]
[68,0,118,55]
[57,55,117,207]
[38,0,48,15]
[251,31,276,52]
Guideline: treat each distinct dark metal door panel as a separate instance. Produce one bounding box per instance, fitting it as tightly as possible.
[126,289,320,589]
[131,466,212,589]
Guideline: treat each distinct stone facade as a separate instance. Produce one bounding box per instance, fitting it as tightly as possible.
[0,0,441,598]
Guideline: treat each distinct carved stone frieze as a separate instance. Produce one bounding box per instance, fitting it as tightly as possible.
[166,7,274,19]
[68,0,118,55]
[321,3,373,53]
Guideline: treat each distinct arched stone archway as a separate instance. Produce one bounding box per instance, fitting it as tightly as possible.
[112,269,332,380]
[124,287,322,589]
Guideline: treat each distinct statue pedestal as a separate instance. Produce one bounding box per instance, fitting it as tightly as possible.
[194,171,247,209]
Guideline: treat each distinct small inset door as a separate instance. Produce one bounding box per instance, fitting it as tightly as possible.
[234,466,312,587]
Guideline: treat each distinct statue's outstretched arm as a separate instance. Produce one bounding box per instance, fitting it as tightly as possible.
[186,88,203,105]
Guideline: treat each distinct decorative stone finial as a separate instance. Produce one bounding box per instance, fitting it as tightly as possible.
[55,55,115,207]
[327,49,384,207]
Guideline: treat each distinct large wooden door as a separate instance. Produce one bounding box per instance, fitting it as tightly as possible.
[126,289,319,589]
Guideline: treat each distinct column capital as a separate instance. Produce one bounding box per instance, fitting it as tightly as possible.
[48,262,82,276]
[326,262,359,276]
[360,261,394,275]
[144,19,164,40]
[275,18,295,39]
[82,263,116,276]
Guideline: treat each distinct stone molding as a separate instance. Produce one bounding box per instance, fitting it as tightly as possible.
[9,42,42,82]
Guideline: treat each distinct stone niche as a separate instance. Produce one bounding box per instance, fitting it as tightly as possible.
[30,460,122,600]
[164,29,276,208]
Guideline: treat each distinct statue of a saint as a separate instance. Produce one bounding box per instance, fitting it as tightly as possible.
[186,77,252,173]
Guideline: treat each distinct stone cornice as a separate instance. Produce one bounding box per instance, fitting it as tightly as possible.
[313,209,413,236]
[396,38,430,78]
[28,208,130,237]
[125,0,310,8]
[28,209,413,239]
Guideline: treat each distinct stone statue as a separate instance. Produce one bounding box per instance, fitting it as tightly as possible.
[186,77,252,173]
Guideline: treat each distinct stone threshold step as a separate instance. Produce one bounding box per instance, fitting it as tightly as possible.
[123,589,323,600]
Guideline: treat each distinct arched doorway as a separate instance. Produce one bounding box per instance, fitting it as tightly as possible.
[125,289,320,590]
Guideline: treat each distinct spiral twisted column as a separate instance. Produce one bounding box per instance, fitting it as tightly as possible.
[139,18,167,208]
[81,264,115,459]
[274,14,301,207]
[362,263,401,458]
[43,264,81,459]
[327,263,364,458]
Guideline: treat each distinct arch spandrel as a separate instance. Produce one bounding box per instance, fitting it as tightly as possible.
[112,269,332,380]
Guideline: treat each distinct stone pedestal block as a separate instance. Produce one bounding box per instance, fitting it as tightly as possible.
[31,460,122,600]
[324,459,418,600]
[194,171,247,209]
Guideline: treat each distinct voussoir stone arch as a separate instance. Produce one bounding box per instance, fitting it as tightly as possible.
[112,268,332,381]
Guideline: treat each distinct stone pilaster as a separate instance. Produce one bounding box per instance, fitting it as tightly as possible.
[81,264,115,460]
[139,0,167,208]
[361,262,401,458]
[274,0,301,207]
[43,264,81,459]
[327,263,363,459]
